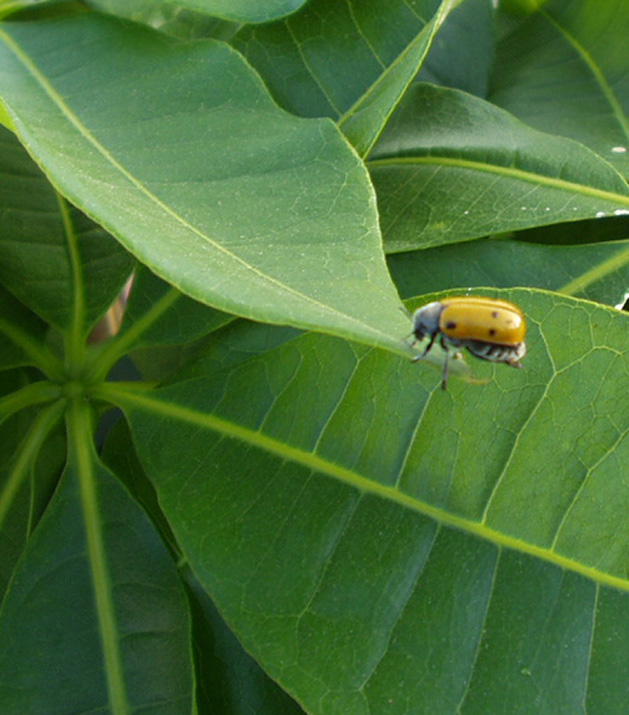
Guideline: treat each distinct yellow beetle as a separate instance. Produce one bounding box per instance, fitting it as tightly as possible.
[410,296,527,389]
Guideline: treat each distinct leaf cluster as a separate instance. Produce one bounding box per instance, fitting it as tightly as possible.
[0,0,628,713]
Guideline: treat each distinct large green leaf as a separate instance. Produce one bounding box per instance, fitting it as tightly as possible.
[102,418,307,713]
[370,83,629,251]
[104,288,629,713]
[0,14,409,352]
[185,566,308,714]
[491,0,629,178]
[0,402,194,714]
[0,125,134,334]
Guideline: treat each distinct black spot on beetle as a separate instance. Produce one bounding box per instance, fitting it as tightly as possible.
[446,321,457,329]
[492,311,499,318]
[489,328,496,336]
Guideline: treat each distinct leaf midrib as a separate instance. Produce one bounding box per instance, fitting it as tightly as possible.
[98,382,629,594]
[369,155,629,205]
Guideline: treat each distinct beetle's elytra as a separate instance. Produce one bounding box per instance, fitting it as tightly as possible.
[410,296,527,390]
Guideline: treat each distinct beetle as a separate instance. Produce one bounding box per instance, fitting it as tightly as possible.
[410,296,526,390]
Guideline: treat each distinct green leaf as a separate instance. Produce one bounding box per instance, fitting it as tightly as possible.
[105,288,629,713]
[388,237,629,306]
[84,0,309,24]
[102,418,307,713]
[0,400,64,602]
[370,83,629,251]
[0,402,194,714]
[0,125,134,335]
[0,14,409,351]
[491,0,629,178]
[339,0,460,156]
[185,568,308,715]
[417,0,494,97]
[233,0,442,119]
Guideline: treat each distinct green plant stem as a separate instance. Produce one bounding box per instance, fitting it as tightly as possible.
[66,397,131,715]
[0,381,63,426]
[58,193,86,374]
[0,317,65,380]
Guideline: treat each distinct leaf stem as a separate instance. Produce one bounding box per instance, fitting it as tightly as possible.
[66,397,131,715]
[0,317,65,381]
[0,381,63,427]
[58,194,86,374]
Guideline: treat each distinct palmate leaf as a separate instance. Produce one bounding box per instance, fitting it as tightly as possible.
[0,13,409,353]
[370,83,629,252]
[103,288,629,714]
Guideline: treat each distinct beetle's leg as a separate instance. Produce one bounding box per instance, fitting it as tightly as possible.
[411,331,436,362]
[441,346,450,390]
